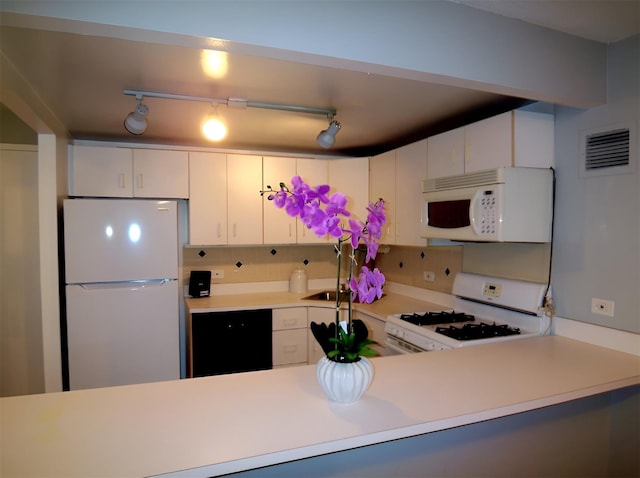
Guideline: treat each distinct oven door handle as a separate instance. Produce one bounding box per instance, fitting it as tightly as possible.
[385,336,427,355]
[385,342,413,355]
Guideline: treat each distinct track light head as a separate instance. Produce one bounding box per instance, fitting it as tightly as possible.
[317,120,341,148]
[124,98,149,135]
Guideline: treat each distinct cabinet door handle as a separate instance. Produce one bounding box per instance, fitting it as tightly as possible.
[217,224,222,238]
[289,223,292,237]
[283,345,298,353]
[283,318,297,327]
[232,223,237,238]
[136,173,144,189]
[119,173,126,189]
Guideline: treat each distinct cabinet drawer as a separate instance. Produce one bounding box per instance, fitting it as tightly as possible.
[273,329,308,365]
[272,307,308,330]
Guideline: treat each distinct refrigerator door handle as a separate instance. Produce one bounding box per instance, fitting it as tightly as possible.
[73,279,176,290]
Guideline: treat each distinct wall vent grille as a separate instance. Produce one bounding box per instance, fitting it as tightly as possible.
[580,122,636,177]
[585,128,629,170]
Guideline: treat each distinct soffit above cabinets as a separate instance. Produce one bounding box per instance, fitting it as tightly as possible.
[1,2,636,156]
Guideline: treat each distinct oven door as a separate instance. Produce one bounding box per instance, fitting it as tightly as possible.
[385,335,428,355]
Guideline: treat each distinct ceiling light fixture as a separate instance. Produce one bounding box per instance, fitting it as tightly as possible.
[316,117,341,149]
[202,103,227,141]
[123,89,339,146]
[124,95,149,135]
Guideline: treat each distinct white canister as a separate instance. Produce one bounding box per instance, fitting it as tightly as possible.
[289,267,308,294]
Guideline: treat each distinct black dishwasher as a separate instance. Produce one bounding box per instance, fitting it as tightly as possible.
[191,309,272,377]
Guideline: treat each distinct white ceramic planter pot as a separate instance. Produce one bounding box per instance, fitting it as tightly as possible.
[316,356,374,403]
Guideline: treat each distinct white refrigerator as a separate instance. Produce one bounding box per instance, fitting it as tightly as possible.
[64,199,180,390]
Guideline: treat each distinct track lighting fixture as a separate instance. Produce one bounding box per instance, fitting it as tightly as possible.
[316,119,341,149]
[123,89,340,147]
[124,96,149,135]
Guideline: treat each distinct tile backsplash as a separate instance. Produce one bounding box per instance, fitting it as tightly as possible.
[183,244,463,293]
[183,245,338,285]
[374,245,462,293]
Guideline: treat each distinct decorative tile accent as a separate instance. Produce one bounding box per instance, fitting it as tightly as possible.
[198,250,206,258]
[399,261,404,269]
[303,259,309,265]
[270,249,277,255]
[420,251,425,259]
[445,268,451,276]
[236,261,243,268]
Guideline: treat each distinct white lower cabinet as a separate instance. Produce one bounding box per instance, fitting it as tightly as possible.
[272,308,308,367]
[307,307,387,362]
[354,310,388,357]
[307,306,348,364]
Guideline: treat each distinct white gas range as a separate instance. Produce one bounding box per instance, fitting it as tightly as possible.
[384,272,551,354]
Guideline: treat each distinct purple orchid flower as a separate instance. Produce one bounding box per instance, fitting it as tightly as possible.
[261,177,386,361]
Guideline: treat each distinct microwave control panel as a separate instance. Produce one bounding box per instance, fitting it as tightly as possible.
[479,190,497,235]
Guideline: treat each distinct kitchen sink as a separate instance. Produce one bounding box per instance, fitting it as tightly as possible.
[302,290,348,301]
[302,290,385,302]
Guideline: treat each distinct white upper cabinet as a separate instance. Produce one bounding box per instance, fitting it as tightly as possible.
[70,145,133,197]
[296,158,329,244]
[70,145,189,198]
[132,149,189,198]
[227,154,263,245]
[426,127,465,178]
[188,152,227,245]
[263,156,297,244]
[370,140,427,246]
[328,157,370,223]
[369,150,396,244]
[394,139,428,246]
[427,110,554,178]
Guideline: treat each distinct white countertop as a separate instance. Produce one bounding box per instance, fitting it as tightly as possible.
[185,286,450,319]
[2,336,639,478]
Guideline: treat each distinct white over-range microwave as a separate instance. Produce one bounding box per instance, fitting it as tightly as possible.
[421,167,554,242]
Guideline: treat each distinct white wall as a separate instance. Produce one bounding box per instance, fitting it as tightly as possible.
[0,144,44,396]
[553,35,640,335]
[1,47,67,394]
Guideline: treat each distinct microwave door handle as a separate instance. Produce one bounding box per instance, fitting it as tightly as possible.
[469,190,483,235]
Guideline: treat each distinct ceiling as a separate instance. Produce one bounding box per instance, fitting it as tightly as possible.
[455,0,640,44]
[1,1,639,157]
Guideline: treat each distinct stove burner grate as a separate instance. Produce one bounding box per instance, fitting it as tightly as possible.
[435,322,521,341]
[399,310,475,326]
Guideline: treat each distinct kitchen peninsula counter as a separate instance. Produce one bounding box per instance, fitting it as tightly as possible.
[2,336,639,477]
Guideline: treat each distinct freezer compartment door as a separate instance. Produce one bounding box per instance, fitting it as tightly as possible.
[66,280,180,390]
[64,199,178,283]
